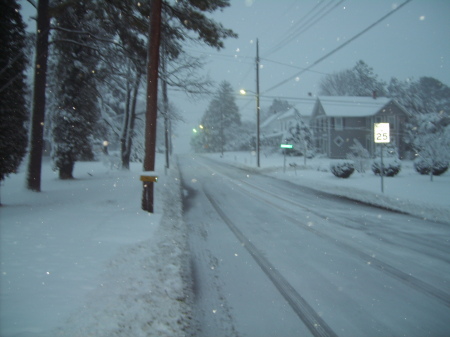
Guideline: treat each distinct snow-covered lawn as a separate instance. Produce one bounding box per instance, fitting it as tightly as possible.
[0,155,192,337]
[203,151,450,224]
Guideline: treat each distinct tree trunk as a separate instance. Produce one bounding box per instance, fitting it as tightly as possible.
[26,0,50,191]
[120,80,131,170]
[122,71,141,170]
[59,161,74,180]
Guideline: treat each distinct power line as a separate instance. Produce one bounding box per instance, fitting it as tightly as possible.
[262,0,413,96]
[183,47,255,63]
[261,57,329,76]
[263,0,345,58]
[263,0,328,57]
[266,0,324,55]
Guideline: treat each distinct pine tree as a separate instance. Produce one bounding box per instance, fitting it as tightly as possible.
[94,0,236,168]
[388,76,450,158]
[49,2,102,179]
[198,81,241,153]
[283,110,314,161]
[0,0,29,182]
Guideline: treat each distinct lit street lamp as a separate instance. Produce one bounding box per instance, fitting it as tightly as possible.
[102,140,109,155]
[240,88,260,167]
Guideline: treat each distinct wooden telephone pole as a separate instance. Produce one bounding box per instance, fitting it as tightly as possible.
[256,38,260,168]
[142,0,163,212]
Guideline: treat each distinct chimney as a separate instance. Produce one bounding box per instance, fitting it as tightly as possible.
[372,90,377,99]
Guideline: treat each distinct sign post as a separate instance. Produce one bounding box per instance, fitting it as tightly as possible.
[280,144,293,173]
[374,123,390,193]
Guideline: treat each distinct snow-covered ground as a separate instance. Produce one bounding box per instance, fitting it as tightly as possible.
[1,150,448,337]
[204,151,450,225]
[0,154,192,337]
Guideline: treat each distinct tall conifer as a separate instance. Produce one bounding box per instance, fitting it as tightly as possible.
[0,0,28,182]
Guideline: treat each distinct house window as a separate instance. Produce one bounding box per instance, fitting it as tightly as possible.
[335,117,343,130]
[334,136,344,147]
[388,116,396,130]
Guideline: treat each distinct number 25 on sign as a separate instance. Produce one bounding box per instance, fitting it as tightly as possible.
[374,123,390,143]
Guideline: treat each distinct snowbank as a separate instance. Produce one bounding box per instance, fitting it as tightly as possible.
[52,158,193,337]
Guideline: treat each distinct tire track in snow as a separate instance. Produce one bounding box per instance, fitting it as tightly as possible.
[203,188,339,337]
[196,157,450,310]
[231,175,450,309]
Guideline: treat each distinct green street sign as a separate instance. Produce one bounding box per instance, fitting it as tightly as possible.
[280,144,293,149]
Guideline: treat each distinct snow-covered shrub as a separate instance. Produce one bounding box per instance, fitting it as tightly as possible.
[371,159,401,177]
[346,139,370,173]
[414,157,449,176]
[330,161,355,178]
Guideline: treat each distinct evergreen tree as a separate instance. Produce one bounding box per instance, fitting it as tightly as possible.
[283,110,314,160]
[49,2,102,179]
[196,81,241,153]
[388,76,450,116]
[95,0,236,167]
[0,0,29,182]
[388,76,450,157]
[346,139,370,173]
[412,113,450,167]
[260,98,293,122]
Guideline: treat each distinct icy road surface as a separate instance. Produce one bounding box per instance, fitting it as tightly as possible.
[179,154,450,337]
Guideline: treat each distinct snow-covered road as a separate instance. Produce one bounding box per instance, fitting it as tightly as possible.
[179,154,450,337]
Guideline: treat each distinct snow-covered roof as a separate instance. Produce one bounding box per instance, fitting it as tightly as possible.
[261,105,313,129]
[278,108,297,120]
[260,112,280,128]
[318,96,392,117]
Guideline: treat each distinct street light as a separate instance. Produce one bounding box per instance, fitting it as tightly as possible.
[240,88,260,167]
[102,140,109,155]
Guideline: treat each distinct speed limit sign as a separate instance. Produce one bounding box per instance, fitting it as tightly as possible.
[374,123,390,143]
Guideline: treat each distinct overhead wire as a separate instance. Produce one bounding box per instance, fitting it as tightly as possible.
[263,0,345,57]
[261,57,329,76]
[262,0,331,56]
[236,0,299,90]
[262,0,413,96]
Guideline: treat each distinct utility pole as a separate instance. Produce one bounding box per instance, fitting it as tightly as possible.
[256,38,261,168]
[142,0,162,213]
[220,103,224,157]
[161,42,170,170]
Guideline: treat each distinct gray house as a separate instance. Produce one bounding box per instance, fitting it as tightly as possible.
[310,96,410,159]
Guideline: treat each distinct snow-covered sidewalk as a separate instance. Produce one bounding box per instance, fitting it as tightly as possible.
[0,155,192,337]
[203,151,450,224]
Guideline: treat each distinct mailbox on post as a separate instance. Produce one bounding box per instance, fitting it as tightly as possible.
[140,175,158,182]
[140,172,158,212]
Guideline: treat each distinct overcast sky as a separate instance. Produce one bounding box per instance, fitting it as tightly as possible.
[19,0,450,152]
[166,0,449,151]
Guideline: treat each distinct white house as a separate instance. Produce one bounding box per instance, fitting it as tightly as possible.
[260,102,314,146]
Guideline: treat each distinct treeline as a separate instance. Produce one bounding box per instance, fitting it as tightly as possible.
[0,0,237,191]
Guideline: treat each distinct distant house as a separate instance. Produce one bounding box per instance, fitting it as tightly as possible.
[260,102,314,146]
[310,96,410,159]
